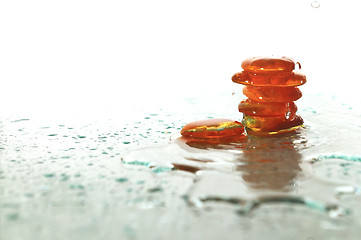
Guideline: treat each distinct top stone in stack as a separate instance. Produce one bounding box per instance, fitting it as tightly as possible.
[232,56,306,87]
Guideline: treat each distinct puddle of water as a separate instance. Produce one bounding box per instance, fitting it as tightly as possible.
[122,94,361,220]
[1,92,361,239]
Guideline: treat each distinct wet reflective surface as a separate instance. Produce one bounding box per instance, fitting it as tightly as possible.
[1,93,361,239]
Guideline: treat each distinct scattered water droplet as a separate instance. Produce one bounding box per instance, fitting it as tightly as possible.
[285,103,291,119]
[44,173,55,178]
[69,184,85,190]
[115,177,128,183]
[148,186,163,193]
[122,159,155,167]
[60,174,70,181]
[136,180,145,185]
[6,213,19,221]
[25,193,34,198]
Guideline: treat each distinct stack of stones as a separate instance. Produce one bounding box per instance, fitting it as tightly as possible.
[232,56,307,135]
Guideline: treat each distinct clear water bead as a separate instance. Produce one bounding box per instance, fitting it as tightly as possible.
[311,1,320,8]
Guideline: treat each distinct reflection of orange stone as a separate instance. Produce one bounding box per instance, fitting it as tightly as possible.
[233,56,306,135]
[180,119,245,139]
[238,99,297,118]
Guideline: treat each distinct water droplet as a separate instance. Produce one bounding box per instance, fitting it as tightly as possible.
[136,180,145,185]
[25,193,34,198]
[44,173,55,178]
[285,103,291,119]
[60,174,70,181]
[311,1,320,8]
[115,177,128,183]
[148,186,163,193]
[6,213,19,221]
[122,159,155,167]
[69,184,85,190]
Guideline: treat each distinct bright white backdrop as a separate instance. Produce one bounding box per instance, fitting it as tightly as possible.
[1,0,360,116]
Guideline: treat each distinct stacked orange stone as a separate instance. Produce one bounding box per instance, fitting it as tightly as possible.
[232,56,306,135]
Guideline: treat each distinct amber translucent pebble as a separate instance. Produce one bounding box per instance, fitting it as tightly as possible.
[243,86,302,103]
[241,56,295,74]
[242,115,304,134]
[232,71,306,87]
[181,119,245,139]
[238,99,297,118]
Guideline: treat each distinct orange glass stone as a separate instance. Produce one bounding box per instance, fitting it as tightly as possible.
[242,115,304,135]
[232,71,306,87]
[243,86,302,103]
[231,56,306,136]
[180,119,245,139]
[238,99,297,118]
[241,56,295,74]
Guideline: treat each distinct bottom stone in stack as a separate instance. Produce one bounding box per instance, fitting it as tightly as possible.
[242,115,304,136]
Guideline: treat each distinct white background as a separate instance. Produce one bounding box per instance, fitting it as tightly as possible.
[1,0,360,116]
